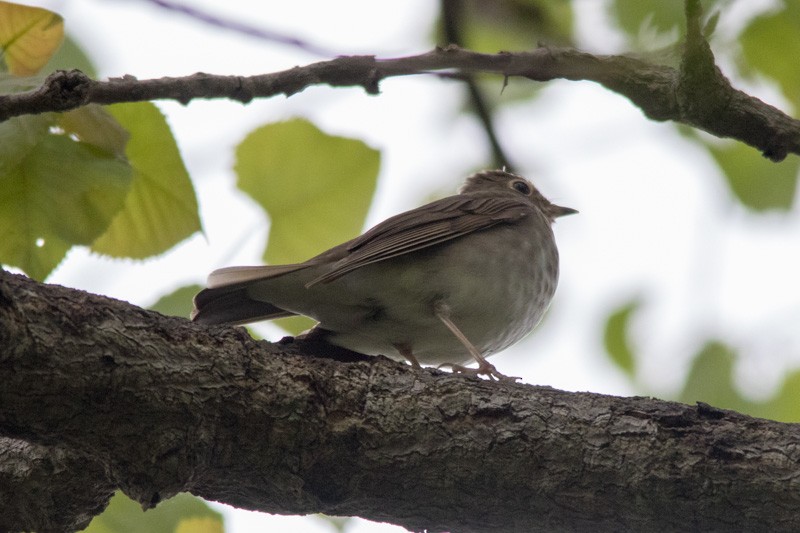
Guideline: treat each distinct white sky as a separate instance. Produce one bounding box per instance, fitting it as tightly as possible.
[22,0,800,531]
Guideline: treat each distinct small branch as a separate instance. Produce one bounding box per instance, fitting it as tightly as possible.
[3,269,800,532]
[1,44,797,160]
[139,0,337,57]
[441,0,515,170]
[675,0,791,160]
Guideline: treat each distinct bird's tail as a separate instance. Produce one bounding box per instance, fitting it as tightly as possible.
[191,285,295,325]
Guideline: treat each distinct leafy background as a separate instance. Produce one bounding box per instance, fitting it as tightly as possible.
[2,0,799,531]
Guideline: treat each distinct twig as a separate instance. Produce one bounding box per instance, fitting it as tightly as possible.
[440,0,515,170]
[140,0,336,57]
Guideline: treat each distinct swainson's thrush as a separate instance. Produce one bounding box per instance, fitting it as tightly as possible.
[192,169,576,380]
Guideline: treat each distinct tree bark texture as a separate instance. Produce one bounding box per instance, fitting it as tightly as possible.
[2,269,800,532]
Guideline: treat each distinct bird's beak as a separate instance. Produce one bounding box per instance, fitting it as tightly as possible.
[550,204,578,218]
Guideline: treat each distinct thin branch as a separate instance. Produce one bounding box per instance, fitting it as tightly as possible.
[3,269,800,532]
[441,0,515,170]
[140,0,337,57]
[1,44,797,160]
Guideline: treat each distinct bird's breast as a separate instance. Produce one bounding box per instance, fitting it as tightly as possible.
[319,216,561,365]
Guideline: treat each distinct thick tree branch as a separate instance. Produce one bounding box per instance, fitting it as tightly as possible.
[0,437,113,532]
[1,42,798,161]
[2,269,800,532]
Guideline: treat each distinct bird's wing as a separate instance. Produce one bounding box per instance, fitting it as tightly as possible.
[206,264,309,288]
[308,195,532,286]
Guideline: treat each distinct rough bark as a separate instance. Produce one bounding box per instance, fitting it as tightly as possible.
[2,269,800,532]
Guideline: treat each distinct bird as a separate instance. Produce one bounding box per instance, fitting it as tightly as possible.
[192,169,576,381]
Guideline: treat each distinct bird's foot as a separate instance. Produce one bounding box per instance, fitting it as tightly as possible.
[438,361,520,382]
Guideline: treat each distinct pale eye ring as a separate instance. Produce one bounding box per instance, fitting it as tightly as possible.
[511,180,531,195]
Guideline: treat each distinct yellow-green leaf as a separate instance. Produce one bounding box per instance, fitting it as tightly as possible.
[149,284,203,319]
[679,341,752,413]
[740,3,800,112]
[235,118,380,265]
[274,314,315,336]
[81,492,224,533]
[0,1,64,75]
[602,298,640,377]
[91,102,201,258]
[707,140,799,211]
[452,0,574,51]
[758,371,800,423]
[175,517,224,533]
[58,105,129,159]
[234,118,379,335]
[610,0,686,37]
[679,341,800,423]
[0,114,132,280]
[0,69,42,93]
[42,34,97,77]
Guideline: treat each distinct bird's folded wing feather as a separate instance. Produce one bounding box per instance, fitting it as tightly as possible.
[308,195,532,285]
[207,264,309,288]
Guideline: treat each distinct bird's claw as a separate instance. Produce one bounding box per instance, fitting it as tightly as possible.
[437,362,520,382]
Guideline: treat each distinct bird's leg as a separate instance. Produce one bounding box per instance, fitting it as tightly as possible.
[433,302,520,382]
[393,342,423,369]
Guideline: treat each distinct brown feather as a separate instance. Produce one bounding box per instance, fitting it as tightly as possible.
[307,195,532,286]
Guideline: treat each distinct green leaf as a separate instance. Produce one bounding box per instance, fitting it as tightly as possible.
[58,104,129,159]
[274,315,316,336]
[80,491,224,533]
[91,102,201,258]
[678,341,752,413]
[610,0,686,38]
[42,34,97,78]
[0,114,132,279]
[234,118,379,336]
[0,109,48,163]
[175,517,224,533]
[740,3,800,112]
[602,299,640,377]
[234,118,380,265]
[703,10,720,39]
[0,70,45,94]
[0,1,64,75]
[707,140,799,211]
[759,370,800,423]
[21,138,129,244]
[453,0,574,51]
[679,341,800,423]
[149,284,203,318]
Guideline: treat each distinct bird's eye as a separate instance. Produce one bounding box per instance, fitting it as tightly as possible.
[511,180,531,195]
